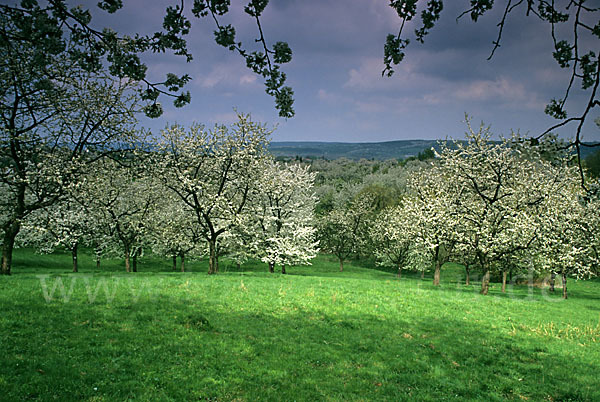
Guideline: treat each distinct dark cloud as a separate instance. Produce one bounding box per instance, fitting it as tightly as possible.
[87,0,598,142]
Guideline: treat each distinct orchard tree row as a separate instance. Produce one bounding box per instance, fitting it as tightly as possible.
[7,115,318,275]
[0,5,314,276]
[315,122,600,299]
[3,107,599,299]
[2,0,598,298]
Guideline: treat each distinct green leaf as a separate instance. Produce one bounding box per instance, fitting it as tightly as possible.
[244,0,269,17]
[275,86,294,118]
[544,99,567,120]
[273,42,292,64]
[469,0,494,22]
[553,40,572,68]
[20,0,37,9]
[383,34,409,77]
[97,0,123,14]
[210,0,231,16]
[580,52,598,90]
[192,0,209,17]
[140,88,160,102]
[538,2,569,23]
[593,21,600,39]
[174,91,191,108]
[415,0,443,43]
[246,51,267,74]
[389,0,419,19]
[214,25,236,48]
[70,6,92,25]
[144,103,163,118]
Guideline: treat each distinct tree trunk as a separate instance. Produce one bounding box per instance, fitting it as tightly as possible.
[397,264,402,279]
[132,250,137,272]
[172,254,177,271]
[501,271,507,293]
[433,259,441,286]
[124,244,131,272]
[465,266,470,286]
[268,261,275,273]
[281,265,286,274]
[421,269,425,279]
[180,252,185,272]
[72,242,78,273]
[562,272,567,299]
[339,259,344,272]
[236,262,241,270]
[96,253,101,270]
[208,239,218,274]
[549,272,556,292]
[1,221,20,275]
[480,269,490,295]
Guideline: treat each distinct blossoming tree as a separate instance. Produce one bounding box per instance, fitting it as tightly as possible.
[152,114,271,274]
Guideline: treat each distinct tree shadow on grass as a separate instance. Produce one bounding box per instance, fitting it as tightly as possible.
[1,291,598,401]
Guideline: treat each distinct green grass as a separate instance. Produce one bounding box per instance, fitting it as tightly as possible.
[1,249,599,401]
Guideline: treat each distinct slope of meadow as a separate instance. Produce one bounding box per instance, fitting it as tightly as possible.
[1,249,599,401]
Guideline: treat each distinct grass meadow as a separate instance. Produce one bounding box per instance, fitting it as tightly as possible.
[1,249,599,401]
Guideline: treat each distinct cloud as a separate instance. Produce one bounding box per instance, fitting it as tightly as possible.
[354,100,387,114]
[454,78,524,101]
[239,74,258,85]
[317,89,343,103]
[123,0,598,142]
[263,0,398,56]
[317,88,387,115]
[343,56,543,111]
[196,64,260,89]
[344,58,402,91]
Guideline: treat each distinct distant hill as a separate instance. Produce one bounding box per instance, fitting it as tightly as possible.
[269,140,599,161]
[269,140,440,160]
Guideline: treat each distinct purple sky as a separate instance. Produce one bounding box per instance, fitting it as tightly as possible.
[98,0,599,142]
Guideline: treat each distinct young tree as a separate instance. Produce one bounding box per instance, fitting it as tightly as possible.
[538,166,599,299]
[75,158,157,272]
[219,220,256,271]
[404,163,461,286]
[19,199,92,272]
[249,161,319,273]
[317,195,374,272]
[371,205,414,278]
[317,210,355,273]
[153,114,271,274]
[147,190,203,273]
[438,122,552,295]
